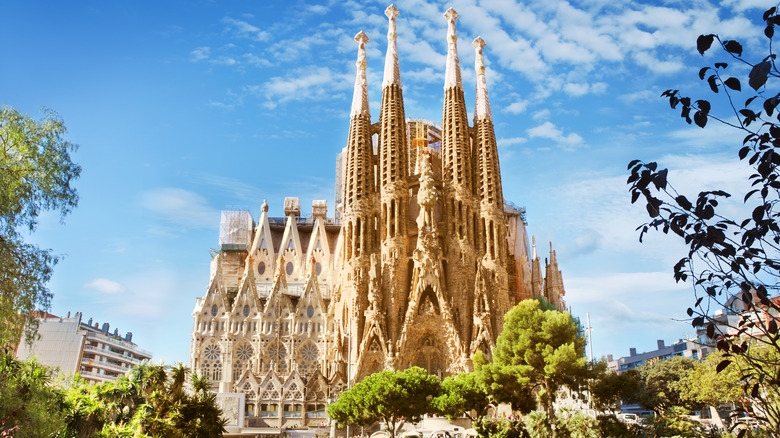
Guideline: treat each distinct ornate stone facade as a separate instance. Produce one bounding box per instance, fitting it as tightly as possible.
[190,6,567,431]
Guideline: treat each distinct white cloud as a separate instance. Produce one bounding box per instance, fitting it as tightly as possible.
[222,17,269,41]
[527,121,584,148]
[307,4,329,14]
[498,137,527,148]
[532,109,550,120]
[253,67,352,107]
[84,278,125,295]
[190,46,210,62]
[505,100,528,114]
[139,188,219,230]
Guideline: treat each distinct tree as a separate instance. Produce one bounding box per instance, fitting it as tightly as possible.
[635,356,699,413]
[0,351,68,437]
[64,362,227,437]
[589,364,641,412]
[0,106,80,348]
[432,371,491,421]
[627,6,780,436]
[327,367,441,438]
[477,299,588,438]
[679,351,743,409]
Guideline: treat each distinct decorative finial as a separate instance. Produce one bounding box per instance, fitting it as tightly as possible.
[473,36,492,121]
[532,236,537,259]
[386,4,399,20]
[261,199,269,212]
[443,8,462,89]
[351,31,370,117]
[383,5,402,87]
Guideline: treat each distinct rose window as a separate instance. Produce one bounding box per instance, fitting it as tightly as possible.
[301,344,318,362]
[204,344,221,361]
[236,344,253,362]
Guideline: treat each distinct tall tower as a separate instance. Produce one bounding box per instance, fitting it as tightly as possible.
[378,5,410,346]
[441,8,478,349]
[338,31,378,382]
[472,37,512,334]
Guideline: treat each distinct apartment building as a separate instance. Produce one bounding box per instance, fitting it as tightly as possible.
[15,312,152,383]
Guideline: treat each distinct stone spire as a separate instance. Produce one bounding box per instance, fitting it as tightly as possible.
[344,31,374,212]
[382,5,401,88]
[473,37,492,121]
[351,31,370,117]
[441,7,478,355]
[531,237,543,298]
[441,7,473,195]
[444,8,462,90]
[544,242,566,309]
[378,4,409,343]
[473,36,504,212]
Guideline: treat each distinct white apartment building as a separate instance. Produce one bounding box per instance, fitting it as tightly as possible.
[16,312,152,383]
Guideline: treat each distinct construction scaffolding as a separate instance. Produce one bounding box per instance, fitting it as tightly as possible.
[218,210,254,251]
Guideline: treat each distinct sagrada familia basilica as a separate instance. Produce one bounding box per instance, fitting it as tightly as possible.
[190,5,566,432]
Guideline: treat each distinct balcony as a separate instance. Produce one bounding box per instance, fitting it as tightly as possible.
[83,344,145,365]
[82,357,131,375]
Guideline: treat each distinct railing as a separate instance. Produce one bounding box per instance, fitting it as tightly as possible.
[84,331,152,358]
[82,358,130,374]
[83,344,145,365]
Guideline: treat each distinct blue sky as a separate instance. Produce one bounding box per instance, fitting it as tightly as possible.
[1,0,770,364]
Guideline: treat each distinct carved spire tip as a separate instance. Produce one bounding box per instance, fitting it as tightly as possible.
[473,36,486,50]
[355,31,369,44]
[385,4,399,19]
[444,8,459,21]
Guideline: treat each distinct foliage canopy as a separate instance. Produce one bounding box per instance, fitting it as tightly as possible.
[627,7,780,435]
[0,106,80,347]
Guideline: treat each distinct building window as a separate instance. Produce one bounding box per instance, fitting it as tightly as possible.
[284,404,302,418]
[306,404,327,418]
[211,305,218,316]
[244,305,250,317]
[261,403,279,418]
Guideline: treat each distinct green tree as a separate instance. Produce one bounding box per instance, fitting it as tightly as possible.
[0,351,68,437]
[327,367,441,438]
[636,356,699,413]
[432,371,491,421]
[477,299,588,438]
[589,365,641,412]
[627,6,780,435]
[679,351,743,409]
[0,106,80,348]
[64,362,227,437]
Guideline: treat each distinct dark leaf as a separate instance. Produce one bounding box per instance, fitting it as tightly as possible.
[694,111,708,128]
[697,34,715,55]
[749,60,772,90]
[653,168,668,190]
[746,96,757,106]
[687,307,694,317]
[699,67,709,80]
[764,7,776,21]
[708,75,719,93]
[715,62,728,69]
[716,360,732,373]
[692,316,704,326]
[739,146,750,159]
[766,23,774,39]
[753,205,765,222]
[723,40,743,56]
[723,77,741,91]
[631,190,640,204]
[770,319,778,334]
[627,159,641,169]
[751,383,759,398]
[676,195,692,210]
[707,323,715,338]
